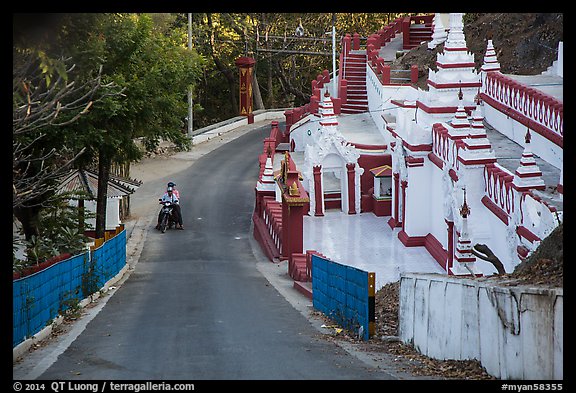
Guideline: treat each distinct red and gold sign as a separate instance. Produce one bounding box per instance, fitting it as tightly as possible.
[235,57,256,123]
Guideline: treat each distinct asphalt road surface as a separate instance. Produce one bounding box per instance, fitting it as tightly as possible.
[19,123,399,381]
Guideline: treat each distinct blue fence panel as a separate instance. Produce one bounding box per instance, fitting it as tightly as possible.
[311,254,374,341]
[13,229,127,348]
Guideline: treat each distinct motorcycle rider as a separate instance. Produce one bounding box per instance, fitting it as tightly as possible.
[156,186,184,230]
[166,182,183,229]
[167,181,180,199]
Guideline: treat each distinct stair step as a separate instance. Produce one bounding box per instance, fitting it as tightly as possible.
[343,104,368,110]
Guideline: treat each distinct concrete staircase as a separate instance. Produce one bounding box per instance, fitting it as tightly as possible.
[405,23,433,49]
[290,250,326,300]
[341,52,368,114]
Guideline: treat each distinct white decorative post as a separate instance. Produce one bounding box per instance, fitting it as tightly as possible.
[450,188,482,276]
[512,129,546,191]
[428,13,448,50]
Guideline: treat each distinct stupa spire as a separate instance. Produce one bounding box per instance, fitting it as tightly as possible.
[481,38,501,72]
[318,89,338,128]
[512,128,546,191]
[450,187,482,276]
[428,13,448,50]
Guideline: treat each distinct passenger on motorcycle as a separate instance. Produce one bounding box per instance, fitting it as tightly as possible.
[167,181,180,199]
[155,186,184,230]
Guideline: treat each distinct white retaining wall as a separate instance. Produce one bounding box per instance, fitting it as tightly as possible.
[399,272,563,380]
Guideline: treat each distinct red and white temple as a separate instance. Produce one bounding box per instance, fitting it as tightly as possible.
[252,13,563,283]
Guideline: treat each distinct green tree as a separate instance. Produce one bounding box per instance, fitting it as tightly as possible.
[183,12,411,127]
[13,14,117,240]
[68,13,205,238]
[13,13,205,240]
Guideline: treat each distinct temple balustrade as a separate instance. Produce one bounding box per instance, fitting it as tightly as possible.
[262,197,283,255]
[284,103,312,135]
[431,123,463,175]
[482,163,515,221]
[481,71,563,148]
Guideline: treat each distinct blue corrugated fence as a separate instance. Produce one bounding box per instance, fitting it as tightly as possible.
[13,229,126,348]
[311,254,375,340]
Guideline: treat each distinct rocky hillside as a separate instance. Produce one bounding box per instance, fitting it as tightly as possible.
[392,13,563,90]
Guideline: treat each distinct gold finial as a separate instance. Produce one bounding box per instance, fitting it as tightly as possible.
[289,181,299,196]
[458,85,463,101]
[525,128,531,144]
[460,188,470,218]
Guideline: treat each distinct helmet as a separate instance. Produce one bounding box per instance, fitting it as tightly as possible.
[167,182,176,187]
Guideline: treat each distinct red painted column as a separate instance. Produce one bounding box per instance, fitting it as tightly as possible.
[235,56,256,124]
[313,165,324,216]
[346,163,356,214]
[393,173,400,224]
[411,65,419,84]
[287,203,305,257]
[446,219,454,273]
[281,170,309,261]
[353,33,360,50]
[382,65,391,84]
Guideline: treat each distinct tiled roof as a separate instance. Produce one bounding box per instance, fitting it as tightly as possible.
[57,168,142,199]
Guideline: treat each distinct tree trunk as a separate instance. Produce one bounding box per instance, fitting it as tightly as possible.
[95,148,110,239]
[273,58,310,104]
[472,243,506,274]
[252,69,265,111]
[13,205,41,241]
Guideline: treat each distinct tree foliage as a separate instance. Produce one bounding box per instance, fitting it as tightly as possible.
[185,12,410,127]
[13,12,412,254]
[13,13,205,242]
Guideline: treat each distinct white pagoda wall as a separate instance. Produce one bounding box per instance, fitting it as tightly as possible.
[399,272,563,380]
[482,106,562,170]
[403,162,432,237]
[80,198,121,231]
[428,163,448,262]
[477,202,518,274]
[366,66,418,144]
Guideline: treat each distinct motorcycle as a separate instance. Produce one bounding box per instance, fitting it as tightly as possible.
[158,199,177,233]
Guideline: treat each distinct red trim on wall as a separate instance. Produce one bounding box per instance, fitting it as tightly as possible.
[428,152,444,169]
[403,140,433,152]
[449,168,459,182]
[425,233,447,270]
[481,195,509,225]
[427,80,482,89]
[517,245,530,260]
[350,142,387,151]
[405,156,425,167]
[480,93,563,148]
[391,99,417,108]
[457,156,497,166]
[444,46,468,51]
[436,61,476,68]
[516,225,541,243]
[398,230,426,246]
[515,170,543,178]
[372,197,392,216]
[417,101,476,114]
[387,216,401,229]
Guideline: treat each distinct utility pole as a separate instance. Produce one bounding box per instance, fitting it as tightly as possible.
[332,13,337,97]
[187,13,194,142]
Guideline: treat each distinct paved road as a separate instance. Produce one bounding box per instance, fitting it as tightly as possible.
[21,123,400,380]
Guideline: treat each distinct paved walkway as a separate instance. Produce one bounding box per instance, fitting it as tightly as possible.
[303,211,446,290]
